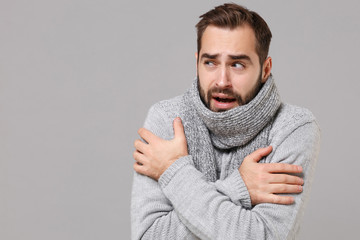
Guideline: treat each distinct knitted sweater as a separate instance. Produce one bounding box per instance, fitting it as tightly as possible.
[131,79,321,240]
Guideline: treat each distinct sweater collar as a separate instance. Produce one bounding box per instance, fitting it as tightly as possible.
[189,74,281,149]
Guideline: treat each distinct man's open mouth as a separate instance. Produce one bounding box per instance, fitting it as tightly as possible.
[210,93,239,111]
[214,97,236,103]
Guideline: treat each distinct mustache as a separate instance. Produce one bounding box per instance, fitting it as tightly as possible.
[208,87,239,98]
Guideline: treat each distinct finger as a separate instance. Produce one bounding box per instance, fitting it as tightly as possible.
[134,139,149,154]
[133,162,147,175]
[269,174,304,185]
[173,117,186,140]
[246,146,273,162]
[137,128,159,143]
[264,194,295,205]
[268,184,303,194]
[133,150,148,165]
[263,163,303,174]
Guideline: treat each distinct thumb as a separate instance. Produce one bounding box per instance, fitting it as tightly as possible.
[173,117,186,140]
[247,146,273,162]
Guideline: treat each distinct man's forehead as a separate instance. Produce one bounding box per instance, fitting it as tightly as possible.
[200,25,257,56]
[201,24,256,41]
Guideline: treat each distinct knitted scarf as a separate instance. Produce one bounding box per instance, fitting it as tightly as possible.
[181,75,281,182]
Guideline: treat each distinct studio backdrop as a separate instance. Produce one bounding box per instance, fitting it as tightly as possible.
[1,0,359,239]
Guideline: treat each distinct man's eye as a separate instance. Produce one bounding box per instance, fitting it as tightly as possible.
[205,61,215,66]
[232,62,244,69]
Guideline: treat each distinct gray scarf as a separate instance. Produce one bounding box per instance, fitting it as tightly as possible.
[181,75,281,182]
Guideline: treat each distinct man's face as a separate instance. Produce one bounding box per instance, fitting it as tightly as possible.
[196,25,270,112]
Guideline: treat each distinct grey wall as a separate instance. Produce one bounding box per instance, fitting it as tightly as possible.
[1,0,359,239]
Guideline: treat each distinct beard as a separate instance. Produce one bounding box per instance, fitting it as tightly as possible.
[198,70,264,112]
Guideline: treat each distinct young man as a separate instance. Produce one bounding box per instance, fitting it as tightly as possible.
[131,3,320,240]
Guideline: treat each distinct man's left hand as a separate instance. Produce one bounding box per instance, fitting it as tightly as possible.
[133,117,188,181]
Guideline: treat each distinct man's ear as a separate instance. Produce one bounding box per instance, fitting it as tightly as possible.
[262,57,272,83]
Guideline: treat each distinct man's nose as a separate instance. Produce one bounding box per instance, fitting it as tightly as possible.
[215,67,231,88]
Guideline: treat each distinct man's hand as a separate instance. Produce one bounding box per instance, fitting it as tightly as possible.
[133,117,188,181]
[239,146,304,205]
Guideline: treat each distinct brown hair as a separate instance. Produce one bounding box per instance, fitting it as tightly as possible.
[196,3,272,65]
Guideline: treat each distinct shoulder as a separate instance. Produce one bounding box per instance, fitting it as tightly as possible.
[269,103,321,145]
[145,94,186,126]
[266,103,321,166]
[148,95,185,117]
[143,94,186,140]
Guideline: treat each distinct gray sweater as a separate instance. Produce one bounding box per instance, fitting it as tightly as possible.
[131,79,320,240]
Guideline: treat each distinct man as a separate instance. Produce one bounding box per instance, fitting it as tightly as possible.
[131,3,320,240]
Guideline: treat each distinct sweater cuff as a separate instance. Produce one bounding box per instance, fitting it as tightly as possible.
[215,170,252,209]
[159,155,193,188]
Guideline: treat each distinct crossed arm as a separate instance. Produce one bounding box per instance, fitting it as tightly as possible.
[131,116,319,239]
[133,117,303,206]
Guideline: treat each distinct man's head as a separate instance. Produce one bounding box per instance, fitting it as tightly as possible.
[195,3,273,112]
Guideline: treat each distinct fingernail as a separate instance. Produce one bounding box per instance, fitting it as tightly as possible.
[175,117,181,122]
[298,166,303,172]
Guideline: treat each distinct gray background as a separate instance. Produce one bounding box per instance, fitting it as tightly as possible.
[1,0,359,239]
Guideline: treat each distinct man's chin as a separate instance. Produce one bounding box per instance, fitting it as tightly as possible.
[213,108,228,112]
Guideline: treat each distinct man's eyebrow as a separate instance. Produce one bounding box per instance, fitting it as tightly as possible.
[200,53,219,60]
[200,53,253,64]
[229,54,252,63]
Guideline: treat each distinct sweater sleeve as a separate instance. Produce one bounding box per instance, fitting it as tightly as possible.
[157,120,320,240]
[131,103,198,240]
[131,102,252,239]
[212,169,252,209]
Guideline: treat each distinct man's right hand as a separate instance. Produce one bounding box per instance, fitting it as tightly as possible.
[239,146,304,206]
